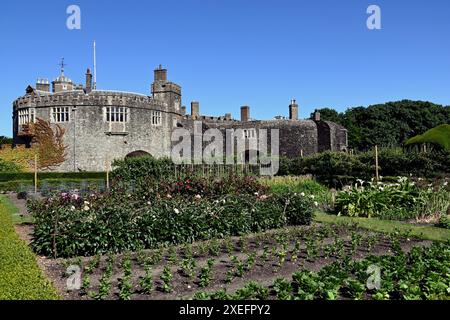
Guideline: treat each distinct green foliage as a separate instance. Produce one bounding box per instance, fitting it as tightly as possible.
[0,171,106,182]
[437,216,450,229]
[0,158,22,173]
[161,266,173,293]
[316,100,450,151]
[406,124,450,151]
[0,136,13,147]
[0,196,59,300]
[279,149,450,185]
[262,176,331,205]
[334,177,434,219]
[30,191,314,258]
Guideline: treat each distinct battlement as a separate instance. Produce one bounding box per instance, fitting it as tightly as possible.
[184,114,239,123]
[13,90,171,111]
[151,81,182,95]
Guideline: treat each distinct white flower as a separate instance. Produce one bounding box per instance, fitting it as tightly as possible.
[444,182,448,187]
[254,192,259,196]
[300,192,305,197]
[84,201,90,205]
[195,195,202,200]
[309,195,315,200]
[70,206,76,211]
[174,208,180,214]
[83,206,90,211]
[314,201,319,207]
[147,201,151,205]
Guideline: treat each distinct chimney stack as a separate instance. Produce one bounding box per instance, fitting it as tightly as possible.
[36,79,50,92]
[241,106,250,122]
[85,68,93,93]
[154,64,167,82]
[314,110,321,121]
[191,101,200,119]
[289,99,299,120]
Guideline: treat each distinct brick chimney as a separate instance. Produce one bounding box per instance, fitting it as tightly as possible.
[191,101,200,119]
[154,64,167,82]
[36,79,50,92]
[85,68,93,93]
[289,99,298,120]
[314,109,321,121]
[241,106,250,122]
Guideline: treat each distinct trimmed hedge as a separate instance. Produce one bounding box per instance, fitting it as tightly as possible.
[0,171,106,182]
[0,178,106,193]
[0,196,59,300]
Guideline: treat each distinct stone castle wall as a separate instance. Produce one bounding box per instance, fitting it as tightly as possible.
[13,90,180,171]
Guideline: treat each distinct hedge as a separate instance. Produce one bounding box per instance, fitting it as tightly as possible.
[0,171,106,182]
[0,178,106,193]
[0,196,59,300]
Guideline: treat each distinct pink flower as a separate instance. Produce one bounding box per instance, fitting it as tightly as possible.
[71,194,80,201]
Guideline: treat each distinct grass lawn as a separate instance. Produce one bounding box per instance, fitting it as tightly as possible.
[315,211,450,242]
[0,195,33,225]
[0,195,59,300]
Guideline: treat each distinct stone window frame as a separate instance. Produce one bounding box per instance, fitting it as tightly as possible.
[104,106,129,123]
[18,108,36,125]
[151,110,162,126]
[243,129,257,139]
[51,106,71,123]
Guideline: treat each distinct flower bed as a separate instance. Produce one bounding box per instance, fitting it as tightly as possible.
[29,191,315,258]
[334,177,449,220]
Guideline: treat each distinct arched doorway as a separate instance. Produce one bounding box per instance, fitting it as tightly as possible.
[125,150,152,159]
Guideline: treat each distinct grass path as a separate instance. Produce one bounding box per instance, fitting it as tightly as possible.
[315,211,450,242]
[0,195,59,300]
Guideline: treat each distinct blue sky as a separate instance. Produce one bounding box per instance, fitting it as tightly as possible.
[1,0,449,136]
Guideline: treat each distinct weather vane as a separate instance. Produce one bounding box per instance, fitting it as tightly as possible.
[59,57,67,75]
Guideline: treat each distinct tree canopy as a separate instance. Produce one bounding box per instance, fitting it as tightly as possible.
[311,100,450,151]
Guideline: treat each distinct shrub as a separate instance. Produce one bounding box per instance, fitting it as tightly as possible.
[0,196,59,299]
[29,192,314,258]
[334,177,445,220]
[278,149,450,185]
[0,159,22,173]
[436,216,450,229]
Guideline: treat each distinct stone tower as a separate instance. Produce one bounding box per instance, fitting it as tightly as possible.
[151,65,182,112]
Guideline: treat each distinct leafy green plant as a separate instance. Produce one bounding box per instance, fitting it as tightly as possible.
[273,278,293,300]
[180,258,196,279]
[160,266,173,293]
[233,282,269,300]
[139,264,153,295]
[198,259,215,288]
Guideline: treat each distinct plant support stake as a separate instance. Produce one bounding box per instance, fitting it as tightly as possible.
[375,145,379,183]
[34,154,38,194]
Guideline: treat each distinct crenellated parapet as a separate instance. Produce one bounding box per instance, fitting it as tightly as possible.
[13,90,176,113]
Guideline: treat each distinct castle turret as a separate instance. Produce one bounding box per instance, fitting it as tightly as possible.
[151,65,182,113]
[52,59,74,93]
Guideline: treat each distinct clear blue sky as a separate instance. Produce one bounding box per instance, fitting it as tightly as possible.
[1,0,449,136]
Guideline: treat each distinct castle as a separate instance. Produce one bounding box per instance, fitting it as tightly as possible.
[12,65,348,172]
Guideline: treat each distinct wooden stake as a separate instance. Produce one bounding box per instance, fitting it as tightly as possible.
[34,154,38,194]
[106,158,110,191]
[375,145,379,183]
